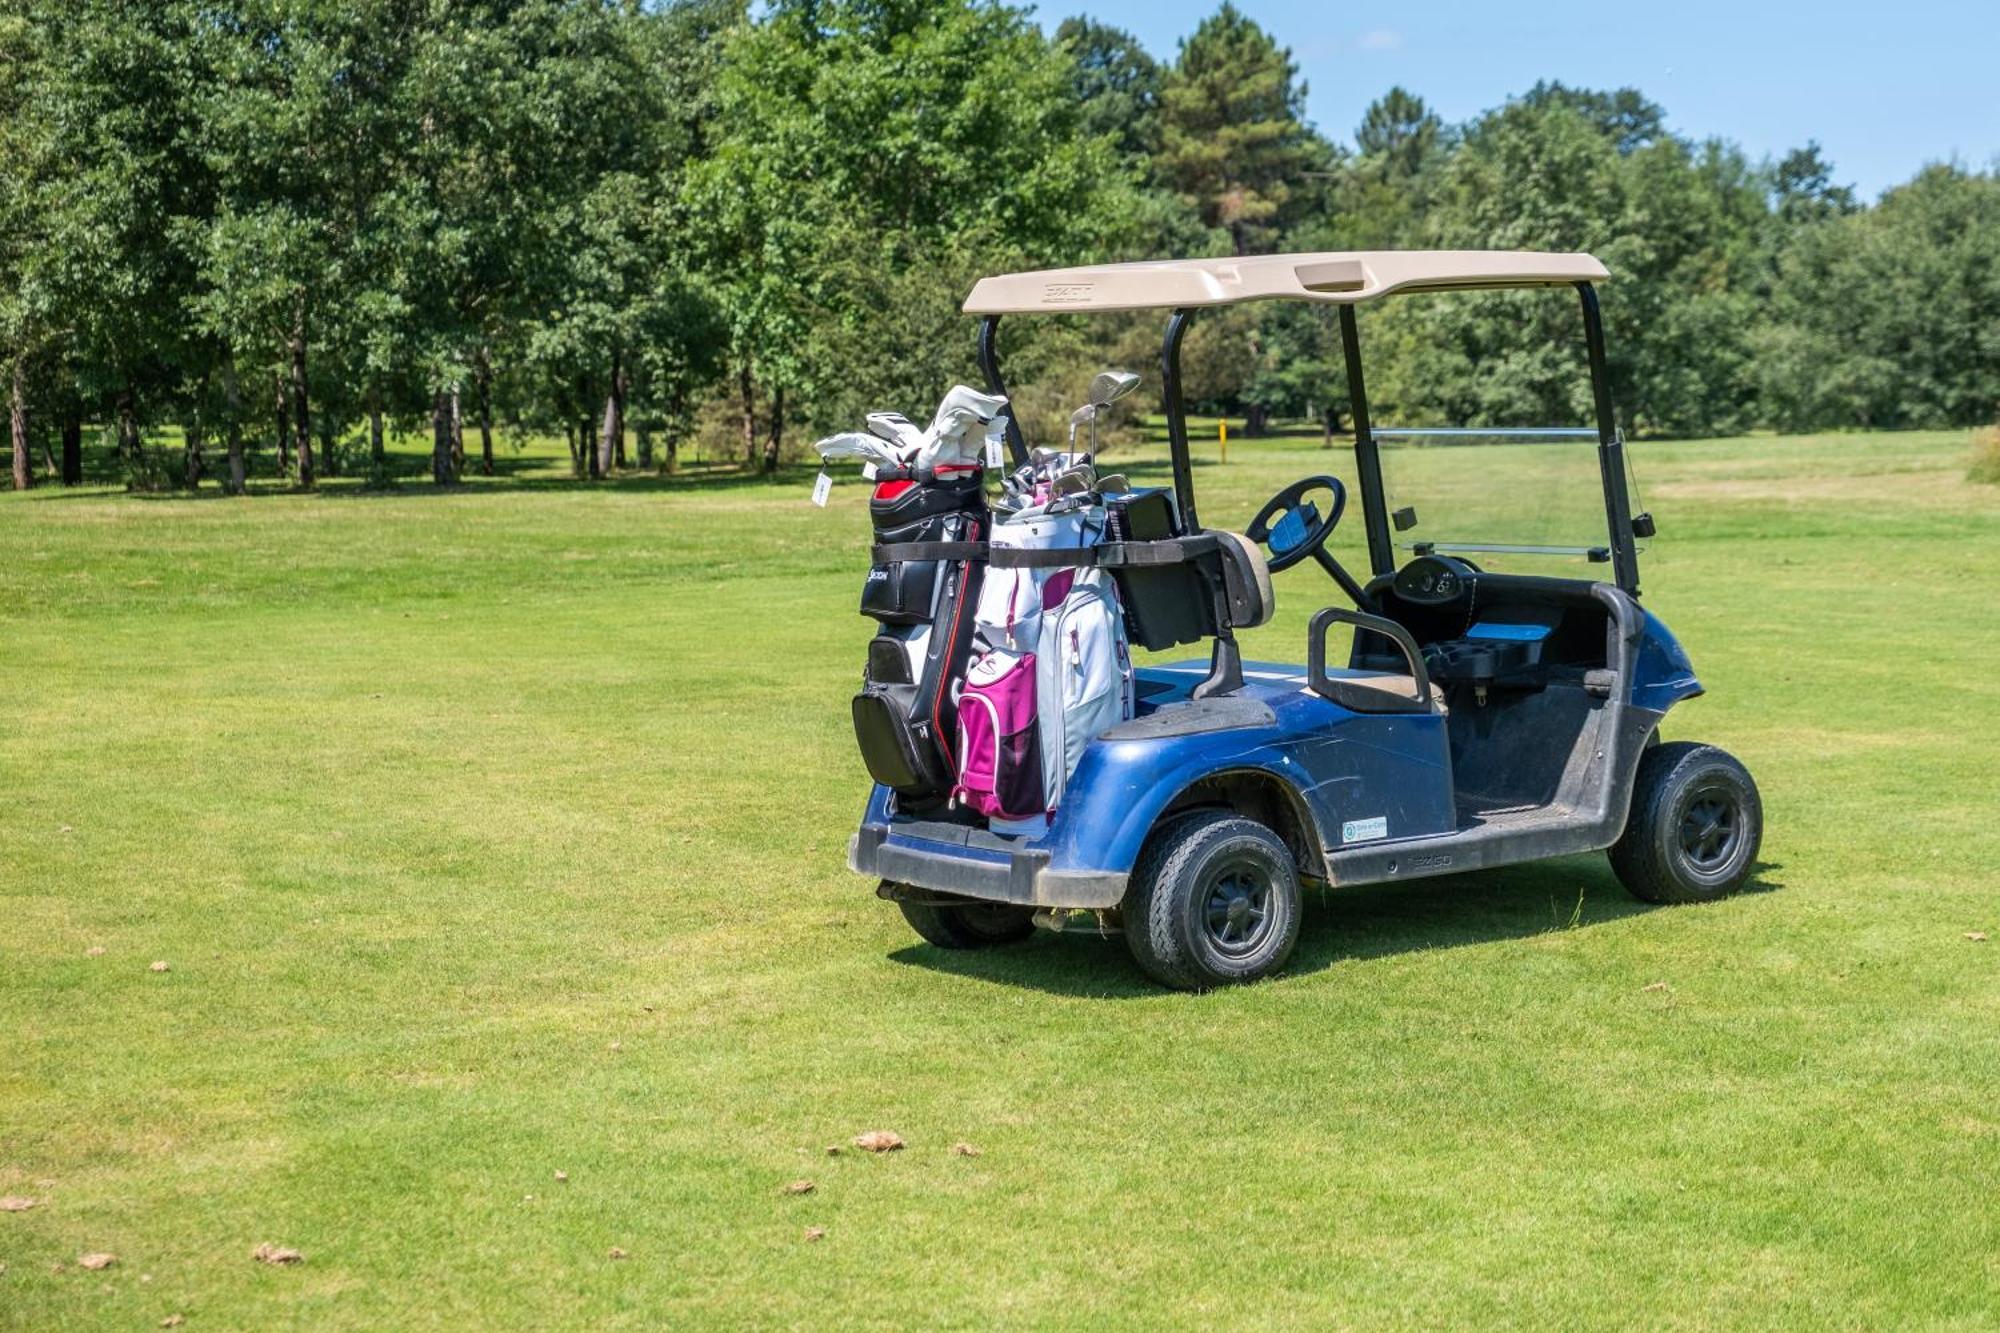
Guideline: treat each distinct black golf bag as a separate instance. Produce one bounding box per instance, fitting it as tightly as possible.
[849,461,986,806]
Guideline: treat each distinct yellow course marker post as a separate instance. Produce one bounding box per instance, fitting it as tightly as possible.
[1219,417,1228,464]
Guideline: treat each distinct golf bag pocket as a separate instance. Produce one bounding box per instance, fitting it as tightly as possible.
[952,651,1043,821]
[860,510,973,626]
[860,558,940,625]
[1040,580,1133,807]
[852,683,948,796]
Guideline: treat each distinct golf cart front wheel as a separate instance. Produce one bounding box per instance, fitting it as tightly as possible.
[1125,811,1302,991]
[894,890,1036,949]
[1610,742,1762,904]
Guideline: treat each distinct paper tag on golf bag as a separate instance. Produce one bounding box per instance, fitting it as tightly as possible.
[985,433,1004,470]
[811,471,832,507]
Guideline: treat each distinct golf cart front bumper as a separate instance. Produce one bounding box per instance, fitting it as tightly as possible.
[847,819,1128,909]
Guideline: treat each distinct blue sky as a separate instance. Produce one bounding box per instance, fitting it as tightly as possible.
[1044,0,1999,199]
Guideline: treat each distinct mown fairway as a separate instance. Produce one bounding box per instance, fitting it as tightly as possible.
[3,428,1997,1328]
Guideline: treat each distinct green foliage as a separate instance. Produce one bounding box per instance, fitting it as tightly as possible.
[1154,2,1329,256]
[1,0,1996,486]
[687,0,1138,444]
[1057,16,1162,165]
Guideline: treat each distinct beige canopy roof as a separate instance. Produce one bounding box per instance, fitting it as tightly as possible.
[962,250,1610,315]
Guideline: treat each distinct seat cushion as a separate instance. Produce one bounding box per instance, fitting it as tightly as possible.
[1320,669,1449,715]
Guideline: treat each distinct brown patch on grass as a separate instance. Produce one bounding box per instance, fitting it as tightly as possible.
[1653,467,1981,508]
[1970,427,2000,484]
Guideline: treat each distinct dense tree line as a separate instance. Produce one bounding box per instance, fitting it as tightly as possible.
[3,0,1995,493]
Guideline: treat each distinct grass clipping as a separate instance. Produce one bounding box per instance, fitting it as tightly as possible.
[1971,426,2000,484]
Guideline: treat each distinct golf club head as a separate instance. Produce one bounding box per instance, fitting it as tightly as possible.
[1050,465,1096,497]
[1087,370,1140,407]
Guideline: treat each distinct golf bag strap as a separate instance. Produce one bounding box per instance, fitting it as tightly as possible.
[871,462,984,484]
[872,540,990,563]
[871,540,1099,568]
[871,533,1224,568]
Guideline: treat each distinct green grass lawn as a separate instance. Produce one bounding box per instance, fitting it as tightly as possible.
[3,427,1998,1328]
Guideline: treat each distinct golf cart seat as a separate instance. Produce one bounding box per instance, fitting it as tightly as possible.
[1316,669,1449,714]
[1213,531,1275,630]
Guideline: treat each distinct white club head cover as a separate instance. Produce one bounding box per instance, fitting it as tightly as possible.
[814,432,905,469]
[918,385,1009,469]
[864,412,926,459]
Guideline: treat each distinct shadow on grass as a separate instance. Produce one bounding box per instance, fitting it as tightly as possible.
[891,857,1784,998]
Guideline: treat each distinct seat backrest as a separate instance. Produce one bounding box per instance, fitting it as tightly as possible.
[1214,531,1275,629]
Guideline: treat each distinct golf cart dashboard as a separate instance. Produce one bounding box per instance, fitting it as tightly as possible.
[1360,563,1616,693]
[1392,554,1476,606]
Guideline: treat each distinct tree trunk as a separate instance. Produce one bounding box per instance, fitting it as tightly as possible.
[611,350,627,469]
[117,388,142,485]
[431,390,456,485]
[761,383,783,473]
[275,371,292,475]
[597,349,624,475]
[598,391,617,476]
[582,413,598,479]
[475,351,494,476]
[636,421,653,470]
[38,432,56,480]
[291,330,314,489]
[738,360,756,469]
[223,356,246,495]
[1244,402,1268,437]
[61,409,82,485]
[368,389,386,479]
[565,422,579,474]
[10,361,30,492]
[1321,404,1342,447]
[184,417,205,490]
[449,387,463,472]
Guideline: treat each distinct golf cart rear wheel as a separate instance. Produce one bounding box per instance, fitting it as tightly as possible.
[1125,811,1302,991]
[1611,742,1762,904]
[895,892,1036,949]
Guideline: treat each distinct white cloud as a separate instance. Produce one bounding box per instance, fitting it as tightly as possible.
[1358,28,1403,52]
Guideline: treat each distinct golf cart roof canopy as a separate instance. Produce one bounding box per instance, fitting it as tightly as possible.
[963,249,1610,315]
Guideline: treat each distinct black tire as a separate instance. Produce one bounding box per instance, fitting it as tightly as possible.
[1610,741,1762,904]
[894,891,1036,949]
[1124,811,1302,991]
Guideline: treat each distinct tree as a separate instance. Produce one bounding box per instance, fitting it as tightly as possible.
[1155,3,1327,255]
[689,0,1135,466]
[1057,17,1161,165]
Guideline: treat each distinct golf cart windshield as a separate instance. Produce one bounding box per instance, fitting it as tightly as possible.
[1374,426,1648,567]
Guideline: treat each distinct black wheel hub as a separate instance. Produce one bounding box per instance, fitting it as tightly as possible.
[1677,787,1742,872]
[1201,858,1276,957]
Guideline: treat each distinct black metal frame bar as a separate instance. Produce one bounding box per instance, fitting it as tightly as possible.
[1337,304,1395,578]
[975,314,1030,467]
[1159,308,1201,533]
[1576,283,1641,594]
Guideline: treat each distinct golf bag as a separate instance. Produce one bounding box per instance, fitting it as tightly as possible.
[849,462,987,805]
[951,501,1134,835]
[834,386,1010,807]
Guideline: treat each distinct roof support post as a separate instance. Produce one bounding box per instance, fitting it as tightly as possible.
[1337,304,1395,578]
[1161,308,1200,533]
[1576,283,1641,595]
[975,314,1030,467]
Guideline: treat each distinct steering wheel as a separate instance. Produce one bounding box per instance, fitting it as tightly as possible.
[1245,476,1346,573]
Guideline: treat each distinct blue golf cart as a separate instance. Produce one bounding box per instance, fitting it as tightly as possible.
[849,250,1762,990]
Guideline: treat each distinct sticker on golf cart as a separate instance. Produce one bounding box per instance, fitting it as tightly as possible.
[1342,816,1388,843]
